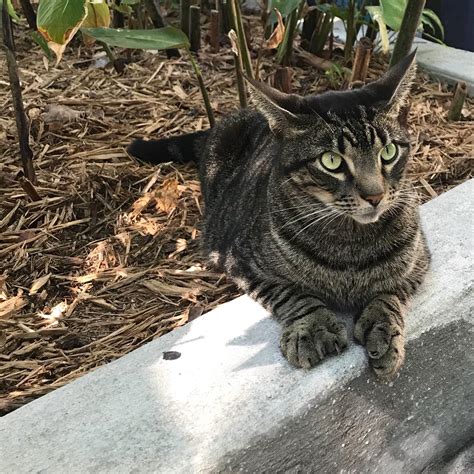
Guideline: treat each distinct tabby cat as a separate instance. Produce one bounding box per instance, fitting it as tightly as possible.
[128,52,430,379]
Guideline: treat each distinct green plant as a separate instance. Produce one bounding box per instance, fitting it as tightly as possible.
[275,0,305,65]
[34,0,214,126]
[324,62,345,88]
[367,0,444,54]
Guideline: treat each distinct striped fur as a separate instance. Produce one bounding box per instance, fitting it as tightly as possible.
[129,52,430,378]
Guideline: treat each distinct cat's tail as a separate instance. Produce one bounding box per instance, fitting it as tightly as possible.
[127,130,209,165]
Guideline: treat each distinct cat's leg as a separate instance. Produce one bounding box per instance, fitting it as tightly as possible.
[354,294,405,379]
[252,281,348,369]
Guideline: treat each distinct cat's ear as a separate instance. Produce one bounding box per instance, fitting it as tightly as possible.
[245,78,305,137]
[366,50,417,117]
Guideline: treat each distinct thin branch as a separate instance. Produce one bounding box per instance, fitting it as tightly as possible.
[186,49,215,127]
[1,3,36,183]
[18,0,36,30]
[230,0,253,78]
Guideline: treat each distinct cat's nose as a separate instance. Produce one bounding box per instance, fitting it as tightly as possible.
[361,193,384,207]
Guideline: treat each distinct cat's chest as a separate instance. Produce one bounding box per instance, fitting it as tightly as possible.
[285,243,406,310]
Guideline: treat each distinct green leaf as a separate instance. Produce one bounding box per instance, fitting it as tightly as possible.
[30,30,53,58]
[267,0,300,24]
[315,4,349,21]
[422,9,444,39]
[366,6,390,53]
[6,0,20,21]
[80,26,190,50]
[37,0,88,45]
[82,2,111,46]
[380,0,407,31]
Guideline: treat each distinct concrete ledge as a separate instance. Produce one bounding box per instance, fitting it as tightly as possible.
[413,38,474,96]
[1,180,473,473]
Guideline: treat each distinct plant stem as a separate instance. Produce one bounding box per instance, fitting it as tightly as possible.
[210,9,220,53]
[344,0,356,62]
[390,0,426,66]
[273,67,292,93]
[230,0,253,78]
[277,0,306,66]
[180,0,191,36]
[447,81,467,121]
[1,3,36,183]
[189,5,201,52]
[233,51,247,108]
[186,49,215,127]
[311,12,331,56]
[99,41,125,74]
[19,0,36,30]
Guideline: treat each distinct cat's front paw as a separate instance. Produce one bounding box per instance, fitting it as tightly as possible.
[354,301,405,379]
[280,311,347,369]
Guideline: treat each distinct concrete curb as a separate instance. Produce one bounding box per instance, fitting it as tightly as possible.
[1,180,473,473]
[413,38,474,96]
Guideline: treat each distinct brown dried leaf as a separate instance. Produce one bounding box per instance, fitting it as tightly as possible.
[173,85,188,100]
[29,273,51,295]
[130,193,154,217]
[228,29,239,56]
[265,9,285,49]
[156,178,181,215]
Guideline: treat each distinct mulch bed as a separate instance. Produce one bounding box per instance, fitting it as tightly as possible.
[0,25,472,415]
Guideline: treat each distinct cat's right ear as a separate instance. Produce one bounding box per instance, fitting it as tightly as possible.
[245,78,305,137]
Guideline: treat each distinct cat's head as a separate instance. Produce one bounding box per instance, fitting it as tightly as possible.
[247,52,416,224]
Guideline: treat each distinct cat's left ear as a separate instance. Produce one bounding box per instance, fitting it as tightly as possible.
[366,50,417,117]
[245,78,306,137]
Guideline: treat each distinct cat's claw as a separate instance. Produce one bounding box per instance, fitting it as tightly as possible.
[355,315,405,379]
[280,312,347,369]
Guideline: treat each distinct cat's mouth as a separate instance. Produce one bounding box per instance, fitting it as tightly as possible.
[350,206,386,224]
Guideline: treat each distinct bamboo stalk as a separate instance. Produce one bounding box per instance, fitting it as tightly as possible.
[99,41,125,74]
[1,3,36,183]
[273,67,293,93]
[210,9,220,53]
[18,0,36,30]
[350,37,372,83]
[447,81,467,121]
[302,7,318,45]
[310,12,331,56]
[390,0,426,66]
[233,51,247,108]
[277,0,306,66]
[230,0,253,78]
[344,0,356,62]
[186,49,215,127]
[189,5,201,52]
[219,0,230,36]
[180,0,191,37]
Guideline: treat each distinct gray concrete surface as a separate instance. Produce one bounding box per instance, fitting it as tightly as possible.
[413,37,474,96]
[0,179,473,473]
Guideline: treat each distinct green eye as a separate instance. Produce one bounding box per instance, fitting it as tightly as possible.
[380,143,398,162]
[320,152,343,171]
